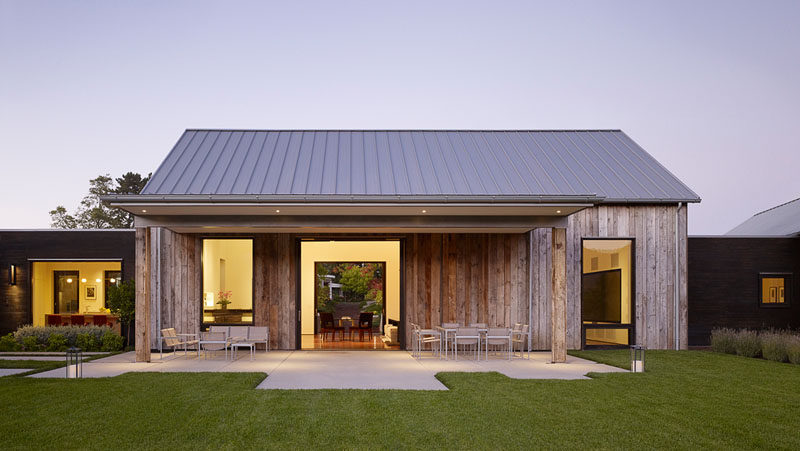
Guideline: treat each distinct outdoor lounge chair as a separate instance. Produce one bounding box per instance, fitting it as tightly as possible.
[246,326,269,351]
[229,326,248,343]
[199,331,228,359]
[160,327,199,359]
[484,327,512,360]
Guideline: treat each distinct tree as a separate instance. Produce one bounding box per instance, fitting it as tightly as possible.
[49,172,150,229]
[107,280,136,347]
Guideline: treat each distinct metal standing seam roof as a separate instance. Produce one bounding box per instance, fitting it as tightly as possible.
[137,130,700,203]
[727,197,800,236]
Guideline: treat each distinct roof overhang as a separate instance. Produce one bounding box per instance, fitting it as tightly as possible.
[103,194,602,234]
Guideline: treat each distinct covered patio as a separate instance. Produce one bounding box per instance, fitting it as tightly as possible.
[28,350,626,389]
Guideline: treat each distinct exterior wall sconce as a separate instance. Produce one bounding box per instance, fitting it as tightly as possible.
[631,345,646,373]
[8,264,16,286]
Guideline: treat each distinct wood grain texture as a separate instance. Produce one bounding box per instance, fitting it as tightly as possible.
[551,228,567,362]
[547,205,689,349]
[135,227,151,362]
[403,233,530,346]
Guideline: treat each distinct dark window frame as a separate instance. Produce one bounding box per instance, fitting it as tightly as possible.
[758,272,792,308]
[200,236,255,327]
[580,237,636,349]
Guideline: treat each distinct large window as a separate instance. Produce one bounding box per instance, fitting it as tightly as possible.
[104,270,122,308]
[759,273,791,307]
[581,239,633,347]
[202,238,253,324]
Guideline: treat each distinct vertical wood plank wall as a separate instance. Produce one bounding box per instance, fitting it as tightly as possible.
[252,234,296,350]
[550,205,689,350]
[403,233,530,347]
[143,230,297,350]
[137,204,687,351]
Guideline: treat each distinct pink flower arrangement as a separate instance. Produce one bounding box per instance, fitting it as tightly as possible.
[217,290,232,306]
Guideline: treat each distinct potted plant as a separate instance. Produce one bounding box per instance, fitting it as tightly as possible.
[217,290,232,310]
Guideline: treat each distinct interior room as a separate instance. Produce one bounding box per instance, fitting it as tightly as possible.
[581,239,633,347]
[300,240,400,350]
[202,238,254,324]
[31,260,122,327]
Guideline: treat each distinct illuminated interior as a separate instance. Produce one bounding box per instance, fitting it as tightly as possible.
[300,240,400,350]
[581,240,632,347]
[202,239,253,324]
[31,261,122,326]
[760,276,787,304]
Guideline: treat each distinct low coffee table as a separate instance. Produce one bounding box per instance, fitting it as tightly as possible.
[231,341,255,361]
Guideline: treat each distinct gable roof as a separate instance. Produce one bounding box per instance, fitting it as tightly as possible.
[138,129,699,203]
[727,197,800,236]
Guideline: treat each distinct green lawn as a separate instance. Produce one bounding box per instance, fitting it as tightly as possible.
[1,351,798,449]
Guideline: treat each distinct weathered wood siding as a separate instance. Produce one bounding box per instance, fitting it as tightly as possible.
[404,233,530,346]
[139,205,687,352]
[146,228,201,350]
[142,230,297,350]
[530,205,689,350]
[253,234,296,350]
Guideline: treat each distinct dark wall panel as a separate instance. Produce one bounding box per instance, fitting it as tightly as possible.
[0,230,136,335]
[688,237,800,346]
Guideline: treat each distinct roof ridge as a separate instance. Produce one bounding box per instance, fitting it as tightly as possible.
[183,128,624,133]
[753,196,800,217]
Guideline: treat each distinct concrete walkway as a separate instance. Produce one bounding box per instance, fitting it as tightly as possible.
[28,350,626,389]
[1,369,30,377]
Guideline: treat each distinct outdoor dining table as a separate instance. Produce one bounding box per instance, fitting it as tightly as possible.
[436,326,488,360]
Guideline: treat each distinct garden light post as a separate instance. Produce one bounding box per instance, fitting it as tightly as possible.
[66,347,82,378]
[631,345,645,373]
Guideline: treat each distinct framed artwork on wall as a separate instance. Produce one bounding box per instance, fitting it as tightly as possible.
[769,287,777,303]
[85,285,97,300]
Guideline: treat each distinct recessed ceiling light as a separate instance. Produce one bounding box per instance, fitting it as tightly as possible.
[142,209,147,213]
[421,210,427,213]
[556,210,562,214]
[96,278,101,283]
[81,278,87,283]
[275,209,280,213]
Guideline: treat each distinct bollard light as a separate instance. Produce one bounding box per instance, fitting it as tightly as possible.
[630,345,645,373]
[66,347,83,378]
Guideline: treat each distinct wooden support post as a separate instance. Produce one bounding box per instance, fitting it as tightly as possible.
[135,227,151,362]
[551,228,567,363]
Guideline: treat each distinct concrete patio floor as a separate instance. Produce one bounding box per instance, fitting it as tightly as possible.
[28,350,626,389]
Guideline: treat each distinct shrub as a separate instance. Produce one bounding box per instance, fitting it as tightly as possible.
[21,336,42,352]
[46,333,68,352]
[76,333,99,352]
[101,331,124,352]
[0,333,20,351]
[761,331,790,363]
[787,336,800,365]
[14,325,111,348]
[734,330,761,358]
[710,328,738,354]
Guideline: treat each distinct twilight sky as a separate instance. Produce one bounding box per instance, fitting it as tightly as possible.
[1,0,799,234]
